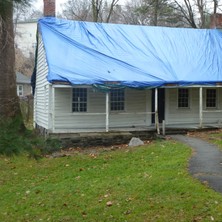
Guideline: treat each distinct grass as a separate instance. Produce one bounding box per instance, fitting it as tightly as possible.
[1,140,222,221]
[0,117,61,157]
[193,129,222,151]
[207,130,222,150]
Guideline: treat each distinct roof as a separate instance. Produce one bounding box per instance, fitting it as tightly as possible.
[37,17,222,88]
[16,72,31,84]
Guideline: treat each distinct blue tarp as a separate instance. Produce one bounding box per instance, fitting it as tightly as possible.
[38,17,222,88]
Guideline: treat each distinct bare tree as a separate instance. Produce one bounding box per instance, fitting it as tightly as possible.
[104,0,119,22]
[172,0,197,27]
[62,0,92,20]
[171,0,221,28]
[92,0,102,21]
[213,0,217,13]
[15,48,35,77]
[62,0,119,23]
[120,0,183,26]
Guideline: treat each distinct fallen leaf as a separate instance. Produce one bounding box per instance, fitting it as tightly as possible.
[124,210,131,215]
[82,211,87,217]
[106,201,113,207]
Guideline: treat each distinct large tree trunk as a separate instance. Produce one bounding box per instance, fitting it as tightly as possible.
[0,1,21,119]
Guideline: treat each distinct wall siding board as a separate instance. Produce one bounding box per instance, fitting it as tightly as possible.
[34,35,50,129]
[166,88,222,124]
[53,87,152,131]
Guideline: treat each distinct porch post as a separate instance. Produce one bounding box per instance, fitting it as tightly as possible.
[155,88,160,134]
[105,92,109,132]
[199,87,203,128]
[52,86,55,132]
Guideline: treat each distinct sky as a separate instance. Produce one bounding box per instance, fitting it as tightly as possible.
[34,0,67,11]
[34,0,127,12]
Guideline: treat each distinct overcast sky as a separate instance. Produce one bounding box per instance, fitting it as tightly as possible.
[34,0,127,12]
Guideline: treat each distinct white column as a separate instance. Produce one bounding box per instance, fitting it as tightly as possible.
[155,88,160,134]
[52,86,55,133]
[199,87,203,128]
[105,92,109,132]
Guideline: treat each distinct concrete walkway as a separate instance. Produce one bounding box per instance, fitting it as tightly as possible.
[171,135,222,193]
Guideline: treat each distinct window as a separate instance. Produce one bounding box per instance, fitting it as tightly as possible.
[72,88,87,112]
[206,89,216,108]
[17,85,23,97]
[110,89,125,111]
[178,88,189,108]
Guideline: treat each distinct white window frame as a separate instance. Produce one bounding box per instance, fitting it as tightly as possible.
[205,88,217,109]
[17,84,23,97]
[72,88,87,112]
[177,88,189,108]
[110,88,125,111]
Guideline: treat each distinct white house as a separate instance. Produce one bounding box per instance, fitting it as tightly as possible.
[15,19,38,57]
[16,72,31,97]
[32,14,222,135]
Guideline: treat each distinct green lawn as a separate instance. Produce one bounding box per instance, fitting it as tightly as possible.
[206,130,222,150]
[1,140,222,221]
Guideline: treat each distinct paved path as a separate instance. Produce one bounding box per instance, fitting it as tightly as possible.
[171,135,222,193]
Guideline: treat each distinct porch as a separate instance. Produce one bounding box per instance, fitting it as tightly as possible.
[48,123,221,148]
[50,123,222,134]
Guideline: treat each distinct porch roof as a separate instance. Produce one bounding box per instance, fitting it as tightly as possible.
[38,17,222,89]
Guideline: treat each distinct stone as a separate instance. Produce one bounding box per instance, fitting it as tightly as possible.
[128,137,144,147]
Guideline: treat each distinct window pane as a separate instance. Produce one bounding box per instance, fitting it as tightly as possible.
[17,85,23,96]
[110,89,125,111]
[206,89,216,108]
[72,88,87,112]
[178,88,189,108]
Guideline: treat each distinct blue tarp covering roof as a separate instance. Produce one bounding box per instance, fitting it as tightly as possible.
[38,17,222,88]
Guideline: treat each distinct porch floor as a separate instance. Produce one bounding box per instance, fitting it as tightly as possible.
[51,123,222,135]
[108,123,222,134]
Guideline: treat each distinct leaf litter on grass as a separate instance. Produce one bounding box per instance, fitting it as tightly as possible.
[1,140,222,221]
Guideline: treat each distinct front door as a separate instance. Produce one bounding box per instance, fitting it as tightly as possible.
[152,88,165,124]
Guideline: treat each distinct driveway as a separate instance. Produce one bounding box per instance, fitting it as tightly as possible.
[171,135,222,193]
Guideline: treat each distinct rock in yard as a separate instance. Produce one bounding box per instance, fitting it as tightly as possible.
[128,137,144,147]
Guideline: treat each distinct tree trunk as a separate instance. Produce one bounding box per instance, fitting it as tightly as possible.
[92,0,100,22]
[0,1,22,119]
[196,0,205,28]
[153,0,158,26]
[106,0,119,23]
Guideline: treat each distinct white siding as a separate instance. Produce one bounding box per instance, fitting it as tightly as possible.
[109,89,151,127]
[34,35,50,130]
[202,88,222,124]
[165,88,222,125]
[53,87,152,132]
